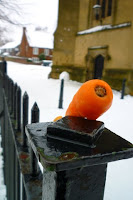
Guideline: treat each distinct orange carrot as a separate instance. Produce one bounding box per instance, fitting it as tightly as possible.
[53,116,62,122]
[65,79,113,120]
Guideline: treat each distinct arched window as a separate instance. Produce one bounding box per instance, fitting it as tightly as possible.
[101,0,106,18]
[107,0,112,16]
[96,0,100,4]
[93,0,113,19]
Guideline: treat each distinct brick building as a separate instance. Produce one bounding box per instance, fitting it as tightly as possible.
[19,27,53,62]
[50,0,133,94]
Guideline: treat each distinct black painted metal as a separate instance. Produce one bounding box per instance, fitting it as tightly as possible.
[121,78,126,99]
[47,117,104,147]
[15,157,21,200]
[31,102,40,123]
[2,59,7,74]
[10,79,14,114]
[12,142,16,200]
[26,117,133,200]
[7,77,10,103]
[1,87,42,199]
[13,83,17,120]
[58,79,64,109]
[16,86,21,131]
[22,181,27,200]
[43,163,107,200]
[30,102,40,176]
[22,92,29,147]
[8,78,11,108]
[26,119,133,171]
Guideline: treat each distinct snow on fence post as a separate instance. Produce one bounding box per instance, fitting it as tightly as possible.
[22,91,29,148]
[58,78,64,109]
[30,102,40,176]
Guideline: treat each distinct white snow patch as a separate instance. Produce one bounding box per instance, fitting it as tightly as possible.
[77,22,131,35]
[59,71,70,81]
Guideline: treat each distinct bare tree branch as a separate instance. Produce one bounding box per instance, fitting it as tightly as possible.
[0,0,25,25]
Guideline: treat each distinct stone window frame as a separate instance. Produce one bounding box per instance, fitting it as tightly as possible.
[89,0,116,27]
[94,0,113,19]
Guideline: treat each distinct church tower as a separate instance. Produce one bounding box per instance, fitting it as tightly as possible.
[50,0,80,79]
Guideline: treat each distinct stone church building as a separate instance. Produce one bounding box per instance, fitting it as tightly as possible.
[50,0,133,94]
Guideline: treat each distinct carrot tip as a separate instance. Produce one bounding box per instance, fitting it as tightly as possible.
[53,116,62,122]
[95,85,106,97]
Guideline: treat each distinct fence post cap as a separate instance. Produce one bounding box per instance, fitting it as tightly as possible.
[31,102,39,112]
[25,116,133,172]
[23,91,29,98]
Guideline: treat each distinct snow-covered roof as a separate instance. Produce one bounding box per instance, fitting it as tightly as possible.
[0,41,20,49]
[77,22,131,35]
[25,29,54,49]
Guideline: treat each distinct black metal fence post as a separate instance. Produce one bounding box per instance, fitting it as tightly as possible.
[15,157,21,200]
[6,76,10,100]
[0,65,42,200]
[31,102,40,123]
[30,102,40,176]
[13,83,18,120]
[25,116,133,200]
[10,79,14,114]
[121,78,126,99]
[58,79,64,109]
[8,78,12,111]
[2,59,7,75]
[22,91,29,148]
[16,86,21,131]
[21,91,29,200]
[15,85,22,200]
[22,174,27,200]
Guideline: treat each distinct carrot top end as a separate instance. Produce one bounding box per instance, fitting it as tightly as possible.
[95,85,107,97]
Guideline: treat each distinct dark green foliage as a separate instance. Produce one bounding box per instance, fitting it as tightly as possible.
[38,53,45,61]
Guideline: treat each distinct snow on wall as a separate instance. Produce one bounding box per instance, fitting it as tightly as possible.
[77,22,131,36]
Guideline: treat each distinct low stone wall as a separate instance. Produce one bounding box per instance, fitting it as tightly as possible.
[103,68,133,95]
[0,56,41,65]
[50,65,133,95]
[49,65,86,83]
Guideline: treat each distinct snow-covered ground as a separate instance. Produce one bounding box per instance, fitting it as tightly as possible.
[1,61,133,199]
[0,132,7,200]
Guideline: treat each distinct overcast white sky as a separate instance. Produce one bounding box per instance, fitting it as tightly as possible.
[1,0,59,42]
[19,0,59,29]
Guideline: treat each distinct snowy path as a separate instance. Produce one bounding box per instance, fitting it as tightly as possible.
[0,134,7,200]
[0,61,133,199]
